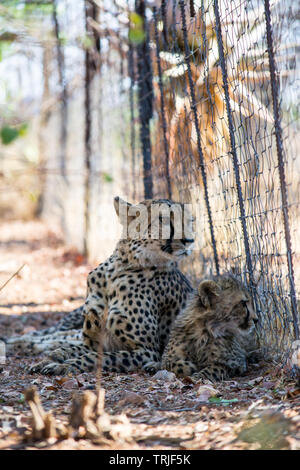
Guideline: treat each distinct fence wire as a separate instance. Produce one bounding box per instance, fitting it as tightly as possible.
[125,0,300,359]
[1,0,299,362]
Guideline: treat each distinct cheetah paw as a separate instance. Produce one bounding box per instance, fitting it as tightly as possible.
[27,360,74,375]
[26,359,52,374]
[40,362,74,375]
[143,361,161,374]
[190,372,207,383]
[48,349,69,362]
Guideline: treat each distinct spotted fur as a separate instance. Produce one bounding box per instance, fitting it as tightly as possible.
[6,197,194,375]
[161,274,260,381]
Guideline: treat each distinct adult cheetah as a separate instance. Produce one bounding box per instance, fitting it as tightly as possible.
[6,197,194,375]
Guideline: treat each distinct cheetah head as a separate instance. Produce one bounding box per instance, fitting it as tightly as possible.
[197,274,258,337]
[114,196,195,265]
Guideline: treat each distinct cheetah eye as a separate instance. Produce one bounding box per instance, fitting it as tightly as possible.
[240,300,250,320]
[232,300,248,315]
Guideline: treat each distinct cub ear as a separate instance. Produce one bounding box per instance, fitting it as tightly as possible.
[198,280,221,308]
[114,196,132,217]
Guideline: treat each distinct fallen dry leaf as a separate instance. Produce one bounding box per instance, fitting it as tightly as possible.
[119,391,145,406]
[261,380,277,390]
[61,379,78,390]
[54,377,70,386]
[247,376,264,386]
[153,370,177,382]
[286,387,300,399]
[196,384,220,401]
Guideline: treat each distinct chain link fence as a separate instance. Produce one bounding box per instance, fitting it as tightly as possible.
[123,0,300,359]
[1,0,298,362]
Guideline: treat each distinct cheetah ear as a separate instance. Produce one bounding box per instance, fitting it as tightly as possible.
[114,196,132,217]
[198,280,221,308]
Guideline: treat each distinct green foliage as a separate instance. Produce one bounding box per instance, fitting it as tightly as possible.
[0,40,13,62]
[0,123,28,145]
[18,123,28,137]
[1,127,19,145]
[0,32,17,41]
[208,397,239,405]
[18,393,25,404]
[58,32,68,46]
[128,12,145,45]
[79,34,94,50]
[0,1,53,61]
[1,1,53,19]
[0,28,18,62]
[102,172,113,183]
[28,191,38,202]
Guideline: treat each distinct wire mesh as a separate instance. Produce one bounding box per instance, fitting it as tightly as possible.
[0,0,299,362]
[126,0,300,359]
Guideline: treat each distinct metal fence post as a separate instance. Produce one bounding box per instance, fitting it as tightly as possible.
[179,0,220,275]
[128,40,137,201]
[264,0,299,340]
[213,0,257,301]
[136,0,153,199]
[153,6,172,199]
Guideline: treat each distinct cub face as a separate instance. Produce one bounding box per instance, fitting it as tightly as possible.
[197,275,258,337]
[230,297,257,333]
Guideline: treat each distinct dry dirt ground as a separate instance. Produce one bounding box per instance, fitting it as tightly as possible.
[0,220,299,450]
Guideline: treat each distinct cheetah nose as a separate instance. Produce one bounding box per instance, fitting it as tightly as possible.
[181,238,194,245]
[253,317,258,324]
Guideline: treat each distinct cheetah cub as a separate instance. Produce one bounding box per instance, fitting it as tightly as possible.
[161,274,260,381]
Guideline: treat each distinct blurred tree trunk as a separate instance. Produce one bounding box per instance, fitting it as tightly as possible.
[128,40,137,201]
[52,0,68,181]
[83,0,101,257]
[37,43,52,216]
[135,0,153,199]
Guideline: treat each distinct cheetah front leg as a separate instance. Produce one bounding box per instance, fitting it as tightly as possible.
[191,342,248,382]
[161,339,198,377]
[102,349,160,373]
[27,317,105,375]
[191,365,230,382]
[29,348,161,375]
[28,305,161,375]
[27,268,108,374]
[161,357,198,377]
[28,349,98,375]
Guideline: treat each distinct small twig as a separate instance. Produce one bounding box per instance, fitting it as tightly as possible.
[0,264,25,293]
[24,386,68,441]
[24,386,45,436]
[69,390,97,431]
[156,399,248,412]
[156,404,212,412]
[137,434,195,444]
